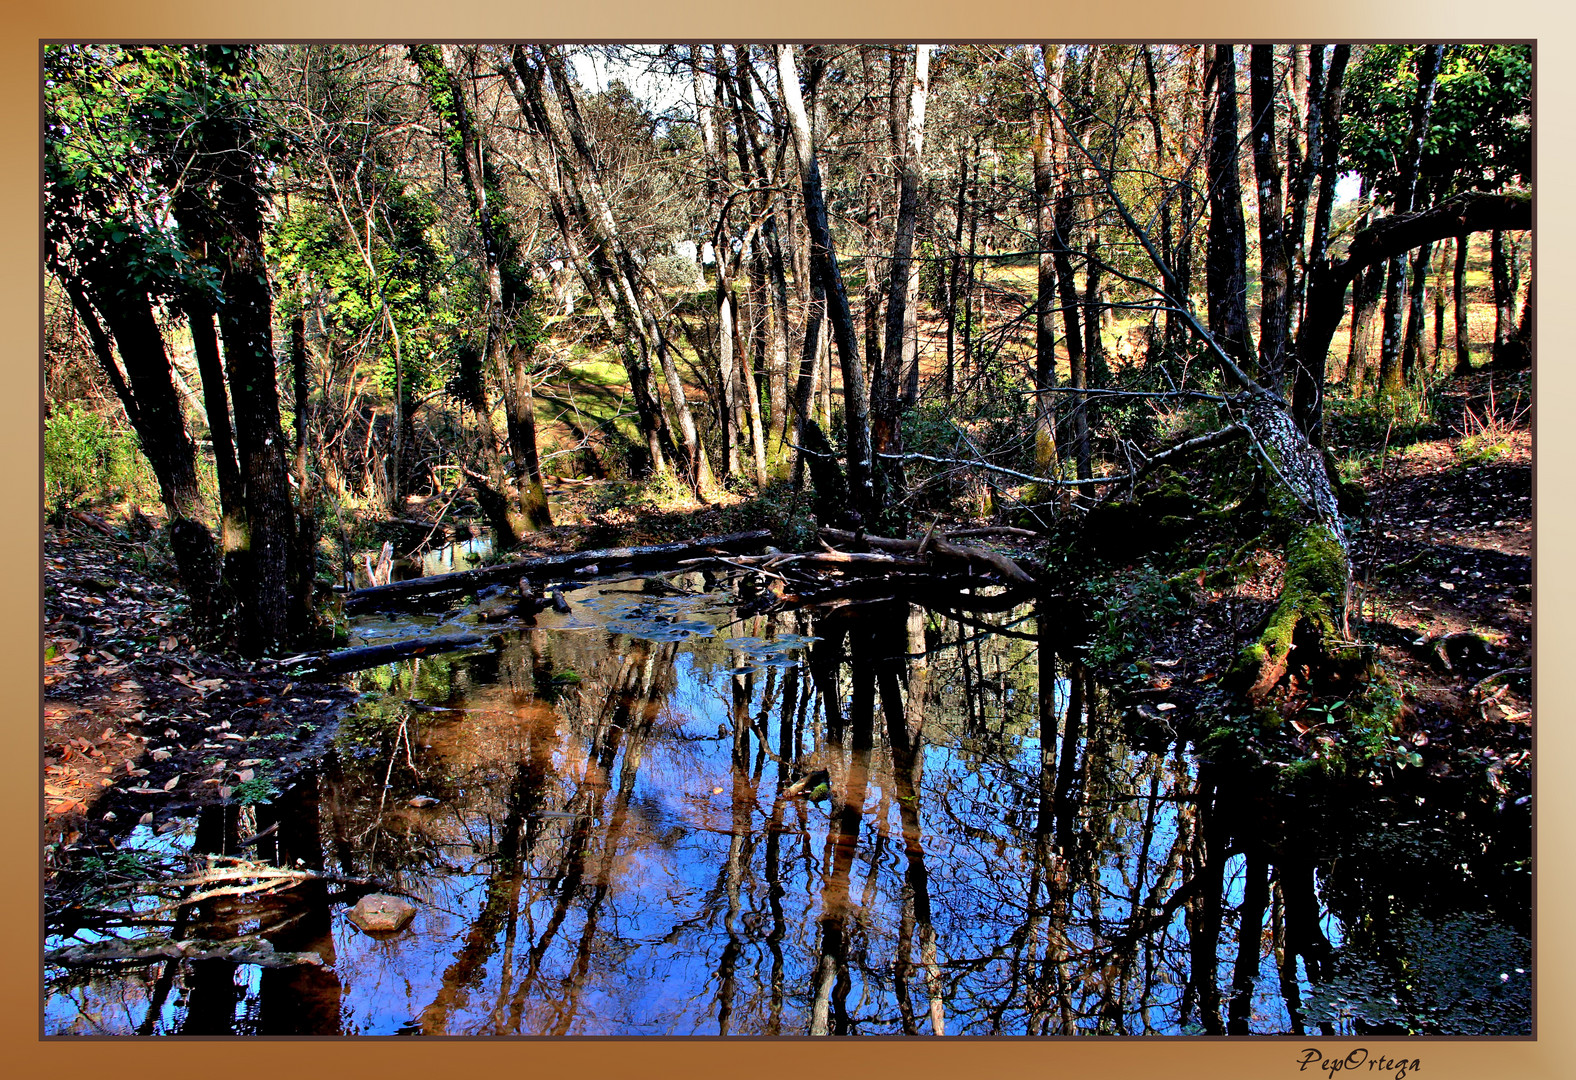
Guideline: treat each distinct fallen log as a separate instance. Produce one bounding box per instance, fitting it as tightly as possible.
[344,529,773,612]
[280,631,490,675]
[47,935,324,968]
[818,527,1037,585]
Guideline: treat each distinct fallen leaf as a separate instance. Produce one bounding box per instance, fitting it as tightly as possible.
[163,775,181,792]
[235,769,255,783]
[138,812,153,825]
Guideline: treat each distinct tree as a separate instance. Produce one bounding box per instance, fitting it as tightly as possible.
[46,44,308,652]
[408,45,553,540]
[776,44,876,522]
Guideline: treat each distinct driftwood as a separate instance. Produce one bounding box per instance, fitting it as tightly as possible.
[47,935,324,968]
[344,529,773,612]
[818,527,1037,585]
[281,631,489,675]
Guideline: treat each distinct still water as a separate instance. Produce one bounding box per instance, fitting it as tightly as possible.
[45,571,1530,1036]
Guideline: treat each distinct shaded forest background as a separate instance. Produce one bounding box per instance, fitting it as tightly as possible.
[44,43,1531,657]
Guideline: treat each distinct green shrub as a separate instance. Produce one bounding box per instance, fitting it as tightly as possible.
[44,403,158,507]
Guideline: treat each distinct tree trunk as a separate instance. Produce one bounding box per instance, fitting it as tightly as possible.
[875,44,931,463]
[1251,45,1291,394]
[180,291,243,530]
[75,270,220,619]
[1376,245,1411,397]
[1032,51,1060,479]
[1048,49,1090,480]
[215,178,296,654]
[777,44,877,521]
[1291,43,1350,441]
[1347,258,1385,393]
[1490,228,1513,364]
[724,45,795,460]
[1377,46,1441,398]
[945,151,968,399]
[1206,45,1256,377]
[1401,240,1431,383]
[1454,233,1472,373]
[289,312,320,641]
[790,283,826,489]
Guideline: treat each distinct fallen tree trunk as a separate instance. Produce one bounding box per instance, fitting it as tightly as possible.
[344,529,773,612]
[818,527,1038,585]
[47,935,324,968]
[281,631,489,675]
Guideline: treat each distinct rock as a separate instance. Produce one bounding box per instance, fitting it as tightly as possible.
[347,893,417,934]
[408,795,440,808]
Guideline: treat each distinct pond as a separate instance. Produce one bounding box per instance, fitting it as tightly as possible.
[44,571,1531,1036]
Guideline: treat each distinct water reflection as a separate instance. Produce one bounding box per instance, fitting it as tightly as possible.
[45,574,1530,1036]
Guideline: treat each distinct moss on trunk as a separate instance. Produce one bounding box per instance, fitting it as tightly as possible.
[1232,485,1362,706]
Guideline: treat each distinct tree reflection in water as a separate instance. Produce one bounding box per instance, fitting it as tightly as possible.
[44,575,1530,1036]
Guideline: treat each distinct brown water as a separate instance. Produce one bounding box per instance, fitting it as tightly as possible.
[44,572,1531,1036]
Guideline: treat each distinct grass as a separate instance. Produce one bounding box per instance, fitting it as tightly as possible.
[1454,380,1529,465]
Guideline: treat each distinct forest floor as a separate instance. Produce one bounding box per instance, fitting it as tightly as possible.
[1089,366,1531,809]
[43,521,358,862]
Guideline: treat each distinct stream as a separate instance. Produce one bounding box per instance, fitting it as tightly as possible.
[44,569,1531,1036]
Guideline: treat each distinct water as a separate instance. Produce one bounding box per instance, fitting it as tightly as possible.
[44,572,1531,1036]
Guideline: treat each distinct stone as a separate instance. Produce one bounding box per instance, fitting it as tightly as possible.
[347,893,417,934]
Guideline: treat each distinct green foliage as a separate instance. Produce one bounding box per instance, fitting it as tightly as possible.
[1084,565,1187,669]
[1323,375,1448,451]
[1454,382,1527,465]
[272,191,457,403]
[230,765,283,806]
[1343,43,1530,205]
[44,403,159,507]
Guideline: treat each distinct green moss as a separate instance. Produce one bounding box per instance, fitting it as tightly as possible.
[1232,495,1350,698]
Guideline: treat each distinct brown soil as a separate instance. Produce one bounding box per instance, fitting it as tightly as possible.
[43,517,357,867]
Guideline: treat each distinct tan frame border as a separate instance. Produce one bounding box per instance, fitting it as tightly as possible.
[8,3,1569,1077]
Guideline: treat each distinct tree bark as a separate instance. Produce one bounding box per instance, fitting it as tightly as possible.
[71,269,221,618]
[1291,44,1349,439]
[1490,228,1514,364]
[776,44,877,521]
[1032,48,1060,479]
[1251,45,1291,394]
[875,44,931,462]
[1206,45,1256,377]
[1401,240,1431,382]
[1377,45,1442,398]
[214,147,296,653]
